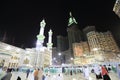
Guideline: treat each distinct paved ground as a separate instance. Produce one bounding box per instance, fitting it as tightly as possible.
[11,71,119,80]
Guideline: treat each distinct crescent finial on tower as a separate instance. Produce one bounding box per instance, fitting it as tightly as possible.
[68,12,78,26]
[49,29,53,35]
[40,19,46,28]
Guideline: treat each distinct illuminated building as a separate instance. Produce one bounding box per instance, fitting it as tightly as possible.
[98,31,119,52]
[87,31,119,53]
[73,41,90,57]
[54,12,83,64]
[113,0,120,17]
[0,42,24,68]
[73,41,90,65]
[83,26,96,41]
[67,12,83,56]
[72,30,120,65]
[0,20,53,68]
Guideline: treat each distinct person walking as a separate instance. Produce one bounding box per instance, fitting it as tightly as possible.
[83,66,90,80]
[34,69,39,80]
[17,76,21,80]
[101,66,111,80]
[38,68,43,80]
[70,70,72,76]
[42,74,45,80]
[94,65,102,80]
[57,74,63,80]
[1,68,12,80]
[26,69,30,78]
[44,74,49,80]
[30,69,35,80]
[0,67,7,80]
[117,64,120,80]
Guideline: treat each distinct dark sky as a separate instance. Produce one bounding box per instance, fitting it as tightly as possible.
[0,0,120,48]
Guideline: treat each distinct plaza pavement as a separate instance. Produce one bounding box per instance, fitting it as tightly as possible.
[10,71,119,80]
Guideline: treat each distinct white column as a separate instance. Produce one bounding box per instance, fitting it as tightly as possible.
[48,29,52,43]
[47,29,53,66]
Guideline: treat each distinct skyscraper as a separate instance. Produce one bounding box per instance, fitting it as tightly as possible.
[67,12,83,51]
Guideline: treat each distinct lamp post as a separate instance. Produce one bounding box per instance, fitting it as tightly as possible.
[70,57,73,60]
[58,53,62,65]
[53,57,56,60]
[58,53,61,56]
[53,57,57,65]
[70,57,74,64]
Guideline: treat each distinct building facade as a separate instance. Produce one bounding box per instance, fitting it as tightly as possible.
[57,35,69,52]
[0,41,52,68]
[83,26,96,41]
[87,31,119,53]
[72,30,120,65]
[0,42,24,68]
[0,20,52,68]
[73,41,90,57]
[73,41,90,65]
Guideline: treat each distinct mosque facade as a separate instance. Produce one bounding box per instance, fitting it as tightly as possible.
[0,19,52,68]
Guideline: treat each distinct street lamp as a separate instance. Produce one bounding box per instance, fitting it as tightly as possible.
[58,53,61,56]
[53,57,56,60]
[70,57,74,64]
[70,57,73,60]
[58,53,62,64]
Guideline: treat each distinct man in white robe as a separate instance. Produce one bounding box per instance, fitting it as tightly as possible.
[83,66,90,80]
[94,65,101,80]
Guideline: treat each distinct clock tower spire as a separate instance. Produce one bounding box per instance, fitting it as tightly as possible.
[68,12,78,26]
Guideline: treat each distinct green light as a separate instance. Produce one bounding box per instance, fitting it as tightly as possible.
[37,35,45,41]
[68,12,78,26]
[47,43,53,47]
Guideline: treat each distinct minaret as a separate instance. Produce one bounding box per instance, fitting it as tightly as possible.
[68,12,78,26]
[47,29,53,49]
[36,19,46,47]
[47,29,53,65]
[36,19,46,68]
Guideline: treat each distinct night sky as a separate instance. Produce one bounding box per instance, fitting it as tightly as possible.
[0,0,120,48]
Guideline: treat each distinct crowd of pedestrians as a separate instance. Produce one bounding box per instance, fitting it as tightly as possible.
[0,63,120,80]
[61,64,120,80]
